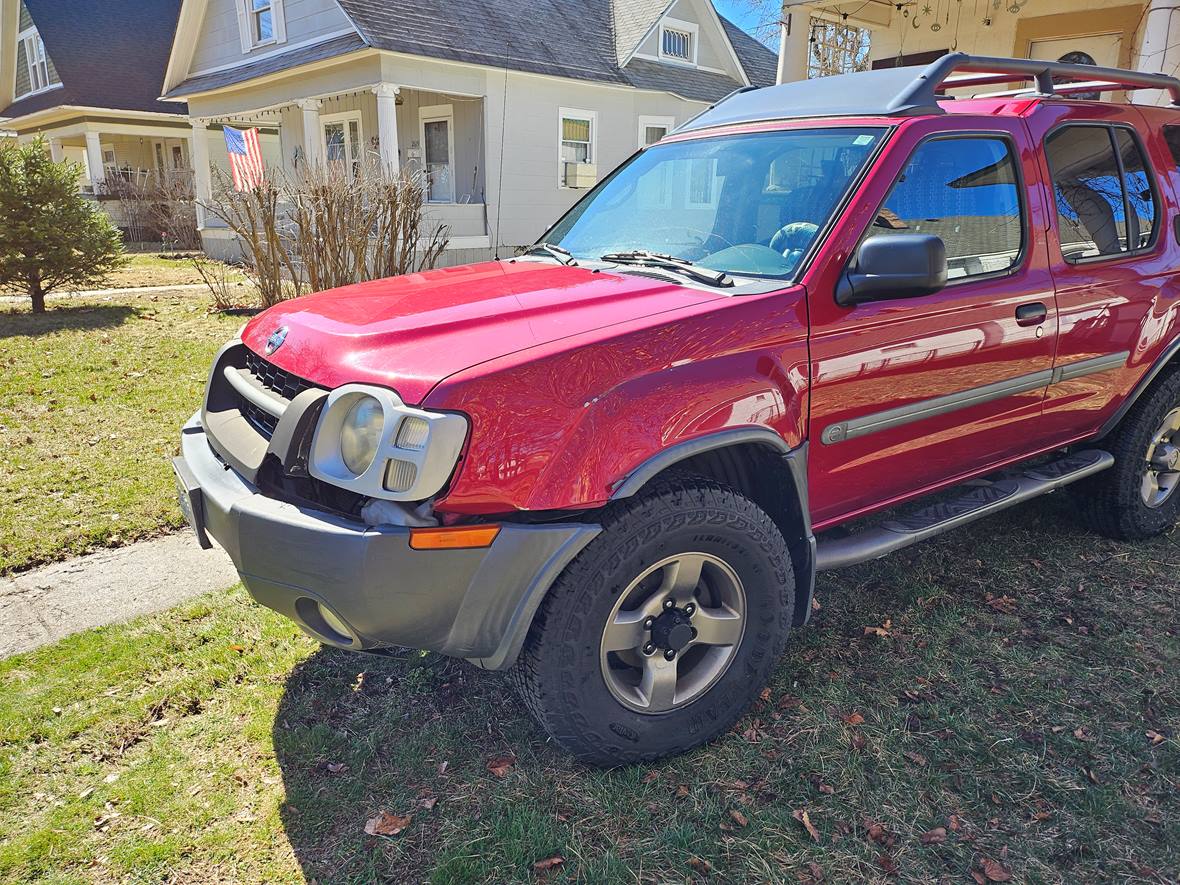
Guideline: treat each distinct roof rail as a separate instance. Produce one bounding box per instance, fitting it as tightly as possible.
[900,52,1180,108]
[677,53,1180,133]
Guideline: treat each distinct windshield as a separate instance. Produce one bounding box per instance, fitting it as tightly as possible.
[546,127,886,279]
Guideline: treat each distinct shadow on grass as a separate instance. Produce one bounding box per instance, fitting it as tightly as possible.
[0,304,139,338]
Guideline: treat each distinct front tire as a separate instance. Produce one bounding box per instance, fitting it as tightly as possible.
[512,474,794,766]
[1076,369,1180,540]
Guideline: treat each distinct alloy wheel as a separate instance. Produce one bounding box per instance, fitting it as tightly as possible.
[598,552,746,713]
[1142,407,1180,508]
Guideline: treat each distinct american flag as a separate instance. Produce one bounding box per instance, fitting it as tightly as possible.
[224,126,265,191]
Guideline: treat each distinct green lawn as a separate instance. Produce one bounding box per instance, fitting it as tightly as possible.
[0,290,242,574]
[1,497,1176,883]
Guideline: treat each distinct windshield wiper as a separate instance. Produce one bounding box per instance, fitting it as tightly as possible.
[524,242,577,265]
[599,250,733,288]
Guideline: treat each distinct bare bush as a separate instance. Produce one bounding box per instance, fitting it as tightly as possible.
[191,255,248,311]
[100,173,199,249]
[202,159,449,309]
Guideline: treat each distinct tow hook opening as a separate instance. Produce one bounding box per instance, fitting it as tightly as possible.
[295,597,358,646]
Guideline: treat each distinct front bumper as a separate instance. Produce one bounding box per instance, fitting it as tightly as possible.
[177,413,600,669]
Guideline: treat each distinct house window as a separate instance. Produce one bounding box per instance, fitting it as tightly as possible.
[559,108,596,187]
[808,17,871,78]
[322,112,363,177]
[638,115,675,148]
[237,0,285,50]
[658,19,698,65]
[251,0,274,43]
[14,11,59,99]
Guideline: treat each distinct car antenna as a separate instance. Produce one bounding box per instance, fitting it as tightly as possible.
[494,41,509,261]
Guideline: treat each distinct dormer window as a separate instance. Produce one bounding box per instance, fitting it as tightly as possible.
[658,19,698,66]
[237,0,286,51]
[14,2,60,99]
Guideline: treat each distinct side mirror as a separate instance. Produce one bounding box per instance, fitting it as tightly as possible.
[836,233,947,306]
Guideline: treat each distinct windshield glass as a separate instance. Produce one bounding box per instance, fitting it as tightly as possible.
[546,127,886,279]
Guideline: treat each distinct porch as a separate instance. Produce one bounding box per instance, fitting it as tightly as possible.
[192,82,492,260]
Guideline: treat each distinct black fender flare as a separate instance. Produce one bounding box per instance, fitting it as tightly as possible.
[611,427,817,628]
[1096,336,1180,441]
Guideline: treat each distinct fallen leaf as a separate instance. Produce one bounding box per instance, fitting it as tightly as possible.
[418,796,438,810]
[920,826,946,844]
[850,732,866,751]
[792,808,820,842]
[229,644,245,653]
[818,783,835,795]
[864,819,894,848]
[78,787,94,800]
[1146,730,1165,745]
[970,869,987,885]
[326,762,347,775]
[806,861,824,881]
[486,755,515,778]
[364,811,411,837]
[948,814,962,832]
[642,771,659,784]
[1083,767,1101,785]
[877,853,898,876]
[904,751,928,766]
[675,784,690,799]
[863,619,892,637]
[759,687,772,702]
[979,857,1012,881]
[687,856,712,874]
[437,761,449,775]
[842,712,865,726]
[729,809,749,827]
[532,856,564,872]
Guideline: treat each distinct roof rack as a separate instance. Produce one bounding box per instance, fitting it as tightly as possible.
[677,52,1180,133]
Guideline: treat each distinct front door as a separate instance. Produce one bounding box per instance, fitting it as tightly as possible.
[805,118,1058,528]
[420,105,454,202]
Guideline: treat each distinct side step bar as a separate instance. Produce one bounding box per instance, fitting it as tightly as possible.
[815,449,1114,571]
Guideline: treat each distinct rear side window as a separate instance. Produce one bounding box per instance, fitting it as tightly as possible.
[1046,125,1159,261]
[871,137,1024,281]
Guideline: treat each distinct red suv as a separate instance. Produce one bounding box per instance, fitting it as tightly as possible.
[175,54,1180,765]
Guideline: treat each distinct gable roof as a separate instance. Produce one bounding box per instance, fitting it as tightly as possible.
[2,0,186,120]
[166,0,776,103]
[720,16,778,88]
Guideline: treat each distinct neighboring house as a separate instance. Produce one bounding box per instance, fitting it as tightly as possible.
[160,0,778,262]
[777,0,1180,107]
[0,1,192,209]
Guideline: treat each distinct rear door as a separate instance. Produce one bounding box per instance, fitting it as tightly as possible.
[804,116,1058,529]
[1030,103,1179,440]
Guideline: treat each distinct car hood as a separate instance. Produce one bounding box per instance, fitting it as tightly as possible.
[241,260,724,404]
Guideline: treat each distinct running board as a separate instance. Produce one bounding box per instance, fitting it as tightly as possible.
[815,449,1114,571]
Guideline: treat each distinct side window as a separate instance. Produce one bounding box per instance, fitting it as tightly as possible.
[1164,125,1180,167]
[1046,125,1158,261]
[871,137,1023,280]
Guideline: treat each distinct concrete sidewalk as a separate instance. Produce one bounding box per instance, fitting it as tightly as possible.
[1,534,238,659]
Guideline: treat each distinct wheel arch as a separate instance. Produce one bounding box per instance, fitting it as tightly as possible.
[611,428,816,628]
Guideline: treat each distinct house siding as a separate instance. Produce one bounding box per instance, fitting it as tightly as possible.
[189,0,355,75]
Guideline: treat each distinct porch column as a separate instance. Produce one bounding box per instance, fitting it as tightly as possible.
[47,137,64,164]
[190,120,212,230]
[84,130,104,189]
[776,3,811,84]
[299,99,322,167]
[373,83,401,174]
[1135,0,1180,105]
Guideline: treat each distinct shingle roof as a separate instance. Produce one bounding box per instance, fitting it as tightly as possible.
[1,0,186,120]
[610,0,671,67]
[720,16,778,88]
[167,32,367,98]
[164,0,778,105]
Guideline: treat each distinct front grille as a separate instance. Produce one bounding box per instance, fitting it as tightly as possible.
[239,351,316,438]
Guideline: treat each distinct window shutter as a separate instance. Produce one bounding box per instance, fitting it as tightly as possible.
[271,0,287,44]
[235,0,253,53]
[14,40,30,97]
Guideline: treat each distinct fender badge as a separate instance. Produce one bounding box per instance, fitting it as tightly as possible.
[265,326,289,355]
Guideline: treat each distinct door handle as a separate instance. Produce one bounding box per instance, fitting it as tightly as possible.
[1015,302,1047,327]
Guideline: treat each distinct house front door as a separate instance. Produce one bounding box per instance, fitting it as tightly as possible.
[420,105,454,202]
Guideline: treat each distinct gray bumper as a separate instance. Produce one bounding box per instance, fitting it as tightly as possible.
[178,414,600,669]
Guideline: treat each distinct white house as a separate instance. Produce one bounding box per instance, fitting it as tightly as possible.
[159,0,779,263]
[0,0,193,203]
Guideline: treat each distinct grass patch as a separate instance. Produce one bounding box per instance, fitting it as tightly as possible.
[1,498,1176,882]
[0,290,241,573]
[0,254,248,297]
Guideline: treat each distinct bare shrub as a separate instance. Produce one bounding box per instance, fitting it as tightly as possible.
[191,255,247,311]
[100,172,199,249]
[202,159,449,309]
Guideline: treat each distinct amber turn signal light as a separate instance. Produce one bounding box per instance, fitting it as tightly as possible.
[408,524,501,550]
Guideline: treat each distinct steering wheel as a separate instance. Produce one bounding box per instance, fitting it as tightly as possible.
[769,221,819,256]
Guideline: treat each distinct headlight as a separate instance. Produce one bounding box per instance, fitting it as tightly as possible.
[308,384,469,501]
[340,395,384,475]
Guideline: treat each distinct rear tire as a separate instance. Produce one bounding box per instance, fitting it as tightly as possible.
[1075,369,1180,541]
[512,473,794,767]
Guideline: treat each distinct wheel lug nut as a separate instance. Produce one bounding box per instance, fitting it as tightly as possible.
[663,649,676,661]
[683,603,696,617]
[690,627,698,639]
[663,598,675,610]
[643,616,655,630]
[642,642,656,656]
